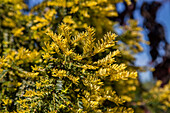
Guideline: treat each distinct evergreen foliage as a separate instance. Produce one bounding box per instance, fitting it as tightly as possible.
[0,0,170,112]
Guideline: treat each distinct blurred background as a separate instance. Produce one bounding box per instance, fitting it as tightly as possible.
[110,0,170,86]
[1,0,170,112]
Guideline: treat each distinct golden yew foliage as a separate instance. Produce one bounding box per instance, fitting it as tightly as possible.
[1,24,137,112]
[29,1,146,107]
[31,0,118,37]
[0,0,145,68]
[30,0,145,57]
[0,0,41,55]
[0,0,170,112]
[142,81,170,112]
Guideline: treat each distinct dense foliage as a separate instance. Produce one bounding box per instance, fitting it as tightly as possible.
[0,0,170,112]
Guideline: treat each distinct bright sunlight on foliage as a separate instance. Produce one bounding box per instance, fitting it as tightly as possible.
[0,0,170,113]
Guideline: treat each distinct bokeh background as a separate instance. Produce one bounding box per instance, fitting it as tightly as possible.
[1,0,170,112]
